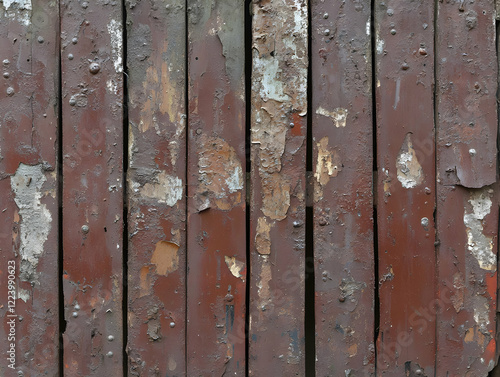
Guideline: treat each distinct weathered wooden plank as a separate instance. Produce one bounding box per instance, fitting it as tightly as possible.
[436,0,498,374]
[0,1,59,375]
[374,0,437,374]
[61,1,124,374]
[436,0,497,189]
[186,0,246,375]
[249,1,308,375]
[126,1,187,375]
[311,0,375,374]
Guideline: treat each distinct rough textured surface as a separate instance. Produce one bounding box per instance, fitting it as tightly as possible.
[0,0,59,375]
[61,0,124,374]
[311,0,375,374]
[249,0,308,375]
[126,0,187,375]
[187,0,247,375]
[375,0,437,374]
[436,0,498,374]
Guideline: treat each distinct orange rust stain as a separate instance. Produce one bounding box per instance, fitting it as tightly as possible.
[140,266,152,297]
[290,113,303,136]
[151,241,180,276]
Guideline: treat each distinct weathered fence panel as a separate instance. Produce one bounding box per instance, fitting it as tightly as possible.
[375,0,437,375]
[436,0,499,374]
[1,2,500,376]
[61,0,124,374]
[249,0,308,375]
[311,0,375,374]
[186,0,247,375]
[0,1,59,376]
[126,0,187,376]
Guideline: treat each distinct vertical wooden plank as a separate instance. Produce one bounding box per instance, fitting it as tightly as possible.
[0,1,59,375]
[61,0,123,374]
[249,1,308,375]
[436,0,498,374]
[375,0,437,374]
[186,0,246,375]
[125,1,186,375]
[311,0,375,374]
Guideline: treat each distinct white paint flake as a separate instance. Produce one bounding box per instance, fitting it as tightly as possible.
[11,164,52,282]
[316,107,348,128]
[139,171,183,206]
[2,0,31,26]
[107,19,123,73]
[464,189,496,271]
[396,134,423,188]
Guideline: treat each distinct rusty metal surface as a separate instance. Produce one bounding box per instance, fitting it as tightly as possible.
[249,0,308,375]
[436,0,497,189]
[436,0,499,374]
[375,0,437,375]
[311,0,375,374]
[125,1,187,376]
[0,1,59,375]
[61,0,123,375]
[186,0,247,375]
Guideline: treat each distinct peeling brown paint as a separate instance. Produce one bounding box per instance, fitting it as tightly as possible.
[255,217,272,255]
[315,137,342,185]
[151,241,180,276]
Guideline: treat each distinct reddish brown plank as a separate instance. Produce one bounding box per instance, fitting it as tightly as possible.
[436,0,499,374]
[0,1,59,375]
[186,0,246,375]
[375,0,437,374]
[126,1,187,375]
[249,1,308,375]
[311,0,375,374]
[61,1,124,374]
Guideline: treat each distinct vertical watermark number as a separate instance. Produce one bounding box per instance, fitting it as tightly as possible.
[6,260,16,369]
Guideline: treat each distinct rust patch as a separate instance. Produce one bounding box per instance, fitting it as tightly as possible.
[261,173,290,221]
[151,241,180,276]
[255,217,272,255]
[196,135,244,211]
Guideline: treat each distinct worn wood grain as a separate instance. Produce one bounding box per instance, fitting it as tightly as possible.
[186,0,247,375]
[126,1,187,375]
[61,0,124,374]
[374,0,437,375]
[0,1,60,375]
[311,0,375,374]
[249,0,308,375]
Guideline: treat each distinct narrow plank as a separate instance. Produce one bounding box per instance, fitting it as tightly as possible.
[249,0,308,375]
[0,1,59,375]
[186,0,246,375]
[436,0,499,374]
[61,1,124,374]
[126,1,187,375]
[311,0,375,374]
[374,0,437,374]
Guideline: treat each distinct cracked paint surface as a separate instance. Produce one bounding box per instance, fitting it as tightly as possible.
[11,163,52,282]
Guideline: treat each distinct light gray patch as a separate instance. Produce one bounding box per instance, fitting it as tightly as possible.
[217,1,245,86]
[464,189,496,271]
[10,163,52,283]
